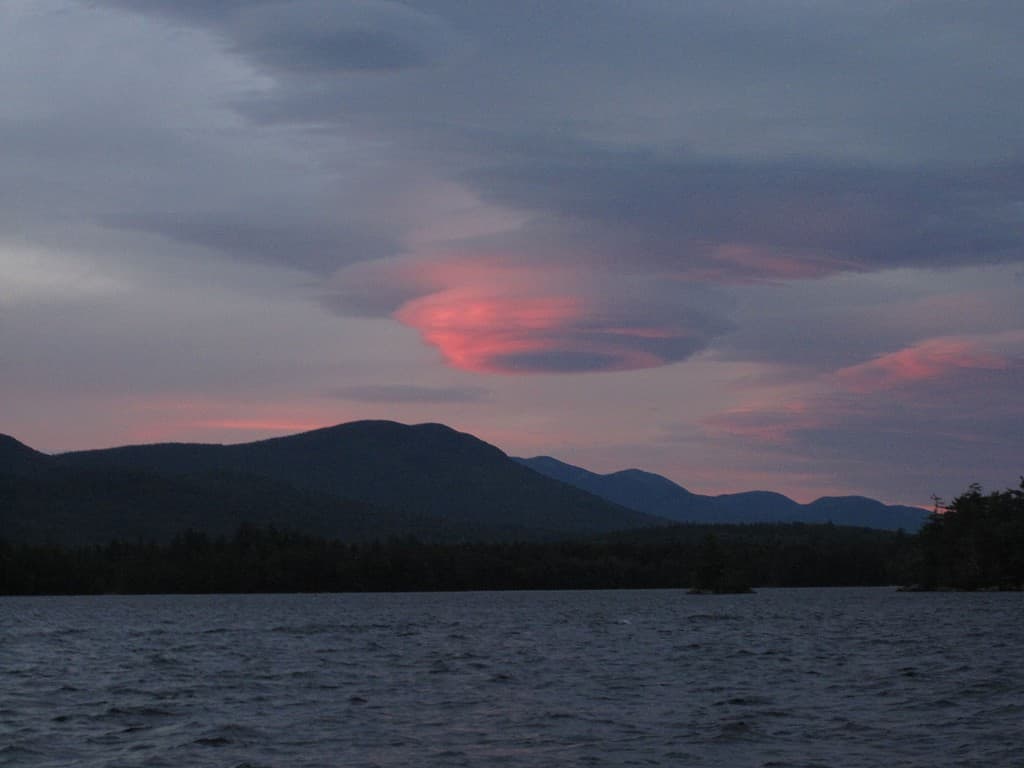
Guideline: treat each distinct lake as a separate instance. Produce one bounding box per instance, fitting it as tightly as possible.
[2,588,1022,767]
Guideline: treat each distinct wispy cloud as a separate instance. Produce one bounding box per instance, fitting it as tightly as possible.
[835,338,1008,394]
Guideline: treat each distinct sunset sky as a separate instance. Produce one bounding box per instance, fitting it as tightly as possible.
[2,1,1022,507]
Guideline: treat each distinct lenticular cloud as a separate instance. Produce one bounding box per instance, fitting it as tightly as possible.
[327,254,729,374]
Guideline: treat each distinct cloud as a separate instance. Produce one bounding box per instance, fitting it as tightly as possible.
[330,384,489,403]
[834,337,1008,394]
[701,334,1024,503]
[231,0,458,74]
[89,0,1024,285]
[0,244,128,305]
[99,0,458,74]
[395,289,588,373]
[5,0,1024,507]
[325,254,732,374]
[395,292,718,374]
[465,150,1024,280]
[217,2,1024,161]
[103,211,396,274]
[708,264,1024,379]
[707,336,1017,443]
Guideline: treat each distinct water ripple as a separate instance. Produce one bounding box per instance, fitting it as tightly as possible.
[1,588,1022,767]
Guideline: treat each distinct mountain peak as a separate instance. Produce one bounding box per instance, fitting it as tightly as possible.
[808,495,882,508]
[263,420,508,462]
[607,468,694,495]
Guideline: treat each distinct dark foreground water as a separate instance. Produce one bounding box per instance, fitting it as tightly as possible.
[2,588,1022,767]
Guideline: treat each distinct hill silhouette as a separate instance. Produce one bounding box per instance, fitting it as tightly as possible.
[0,435,49,475]
[0,464,433,547]
[1,422,928,548]
[516,456,928,530]
[2,421,663,545]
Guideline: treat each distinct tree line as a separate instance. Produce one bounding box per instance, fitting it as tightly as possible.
[916,480,1024,590]
[2,480,1019,595]
[1,521,914,595]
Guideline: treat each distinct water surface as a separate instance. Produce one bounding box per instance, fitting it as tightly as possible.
[2,588,1022,767]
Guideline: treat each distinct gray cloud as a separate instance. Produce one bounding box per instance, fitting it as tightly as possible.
[101,0,458,73]
[231,1,457,74]
[711,265,1024,375]
[81,0,1024,284]
[94,0,260,23]
[227,1,1024,162]
[104,211,396,274]
[317,258,430,318]
[465,150,1024,276]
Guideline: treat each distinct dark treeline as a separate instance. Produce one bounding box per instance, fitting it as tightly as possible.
[916,481,1024,590]
[5,479,1019,596]
[0,522,915,595]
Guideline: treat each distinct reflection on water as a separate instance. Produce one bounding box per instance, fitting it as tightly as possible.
[2,588,1022,767]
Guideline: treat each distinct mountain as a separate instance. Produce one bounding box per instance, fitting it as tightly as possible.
[519,457,712,519]
[0,434,49,475]
[2,422,665,546]
[515,456,929,530]
[0,463,428,547]
[1,422,928,548]
[799,496,929,530]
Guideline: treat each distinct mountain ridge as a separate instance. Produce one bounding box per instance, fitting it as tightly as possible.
[514,455,928,530]
[2,421,664,545]
[1,422,929,547]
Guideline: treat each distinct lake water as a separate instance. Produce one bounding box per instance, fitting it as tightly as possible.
[1,588,1022,767]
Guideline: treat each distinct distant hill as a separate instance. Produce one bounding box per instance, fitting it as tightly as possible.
[515,456,928,531]
[1,422,665,546]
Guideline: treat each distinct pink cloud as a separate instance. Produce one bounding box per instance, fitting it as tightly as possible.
[704,337,1011,446]
[338,253,723,374]
[396,289,588,373]
[835,337,1007,393]
[694,333,1023,505]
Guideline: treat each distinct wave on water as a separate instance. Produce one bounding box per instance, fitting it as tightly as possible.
[2,588,1023,767]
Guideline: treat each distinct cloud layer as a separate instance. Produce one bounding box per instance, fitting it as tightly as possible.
[2,1,1022,505]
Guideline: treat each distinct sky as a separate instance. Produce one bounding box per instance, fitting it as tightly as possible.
[2,0,1022,507]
